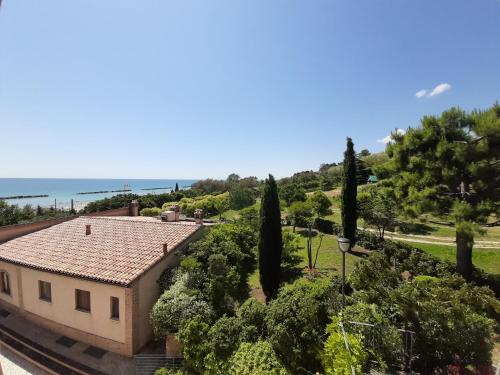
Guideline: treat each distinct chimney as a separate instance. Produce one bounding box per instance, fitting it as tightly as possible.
[170,204,180,221]
[163,243,168,255]
[85,224,91,235]
[194,209,204,225]
[129,200,139,217]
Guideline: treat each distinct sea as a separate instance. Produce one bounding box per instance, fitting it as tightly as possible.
[0,178,198,210]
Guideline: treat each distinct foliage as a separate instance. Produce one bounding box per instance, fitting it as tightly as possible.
[83,192,185,213]
[178,315,211,373]
[279,183,307,206]
[180,224,257,313]
[314,217,339,235]
[191,178,228,194]
[309,190,332,217]
[390,277,495,372]
[321,318,367,375]
[357,187,398,239]
[286,200,313,230]
[349,237,498,372]
[280,231,303,282]
[0,200,72,226]
[278,170,323,192]
[175,192,231,217]
[355,229,384,250]
[150,274,211,336]
[259,174,283,302]
[154,369,184,375]
[236,206,260,229]
[157,267,180,293]
[206,253,241,316]
[356,154,370,185]
[229,186,256,210]
[360,151,389,172]
[229,341,289,375]
[342,303,402,369]
[341,137,357,246]
[265,278,340,373]
[140,207,163,216]
[237,299,267,342]
[385,104,500,279]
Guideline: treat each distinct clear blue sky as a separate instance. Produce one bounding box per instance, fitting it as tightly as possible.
[1,0,499,179]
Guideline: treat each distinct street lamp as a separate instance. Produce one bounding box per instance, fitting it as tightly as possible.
[337,237,351,306]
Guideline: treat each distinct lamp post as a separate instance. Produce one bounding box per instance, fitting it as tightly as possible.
[337,237,351,306]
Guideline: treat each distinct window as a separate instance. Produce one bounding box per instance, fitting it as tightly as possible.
[110,297,119,320]
[38,281,52,302]
[0,272,10,295]
[75,289,91,312]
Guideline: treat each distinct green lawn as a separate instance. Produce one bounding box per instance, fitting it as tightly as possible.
[410,242,500,275]
[248,231,361,289]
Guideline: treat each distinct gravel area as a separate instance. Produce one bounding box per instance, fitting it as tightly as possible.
[0,344,48,375]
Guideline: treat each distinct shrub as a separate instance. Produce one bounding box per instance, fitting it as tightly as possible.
[140,207,163,216]
[150,274,211,336]
[355,229,384,250]
[178,315,211,373]
[308,190,332,217]
[286,200,313,230]
[342,302,402,369]
[321,318,367,375]
[265,279,341,373]
[237,299,267,342]
[229,186,256,210]
[154,369,184,375]
[229,341,289,375]
[314,217,335,234]
[391,277,495,372]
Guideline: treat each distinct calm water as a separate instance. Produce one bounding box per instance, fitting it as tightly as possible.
[0,178,198,209]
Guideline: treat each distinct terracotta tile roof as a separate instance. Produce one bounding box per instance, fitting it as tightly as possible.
[0,217,202,286]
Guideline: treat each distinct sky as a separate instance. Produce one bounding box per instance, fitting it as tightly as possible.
[0,0,499,180]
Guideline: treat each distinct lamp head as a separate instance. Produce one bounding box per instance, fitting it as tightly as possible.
[337,237,351,253]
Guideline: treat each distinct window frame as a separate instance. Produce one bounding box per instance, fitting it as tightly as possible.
[75,289,91,313]
[0,271,11,296]
[110,296,120,320]
[38,280,52,302]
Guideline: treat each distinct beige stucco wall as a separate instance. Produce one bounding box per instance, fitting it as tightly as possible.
[0,261,20,308]
[20,268,127,344]
[135,251,180,348]
[133,227,205,350]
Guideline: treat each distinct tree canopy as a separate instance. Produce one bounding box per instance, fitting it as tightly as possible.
[385,104,500,278]
[341,137,358,246]
[259,174,283,302]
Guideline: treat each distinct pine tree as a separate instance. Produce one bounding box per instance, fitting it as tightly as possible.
[258,174,283,302]
[386,105,500,279]
[175,183,179,192]
[341,137,357,247]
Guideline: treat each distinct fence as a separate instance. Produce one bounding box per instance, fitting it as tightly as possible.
[343,320,416,373]
[134,355,183,375]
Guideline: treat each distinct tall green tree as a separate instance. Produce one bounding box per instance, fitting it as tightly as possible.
[259,174,283,302]
[309,190,331,218]
[386,104,500,279]
[174,182,179,192]
[341,137,358,246]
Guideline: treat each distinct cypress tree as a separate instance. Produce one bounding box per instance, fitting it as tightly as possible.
[341,137,357,247]
[175,183,179,192]
[258,174,283,303]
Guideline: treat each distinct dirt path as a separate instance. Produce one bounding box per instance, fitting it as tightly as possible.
[360,228,500,248]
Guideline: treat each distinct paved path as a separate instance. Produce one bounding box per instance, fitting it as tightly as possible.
[0,344,48,375]
[360,227,500,248]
